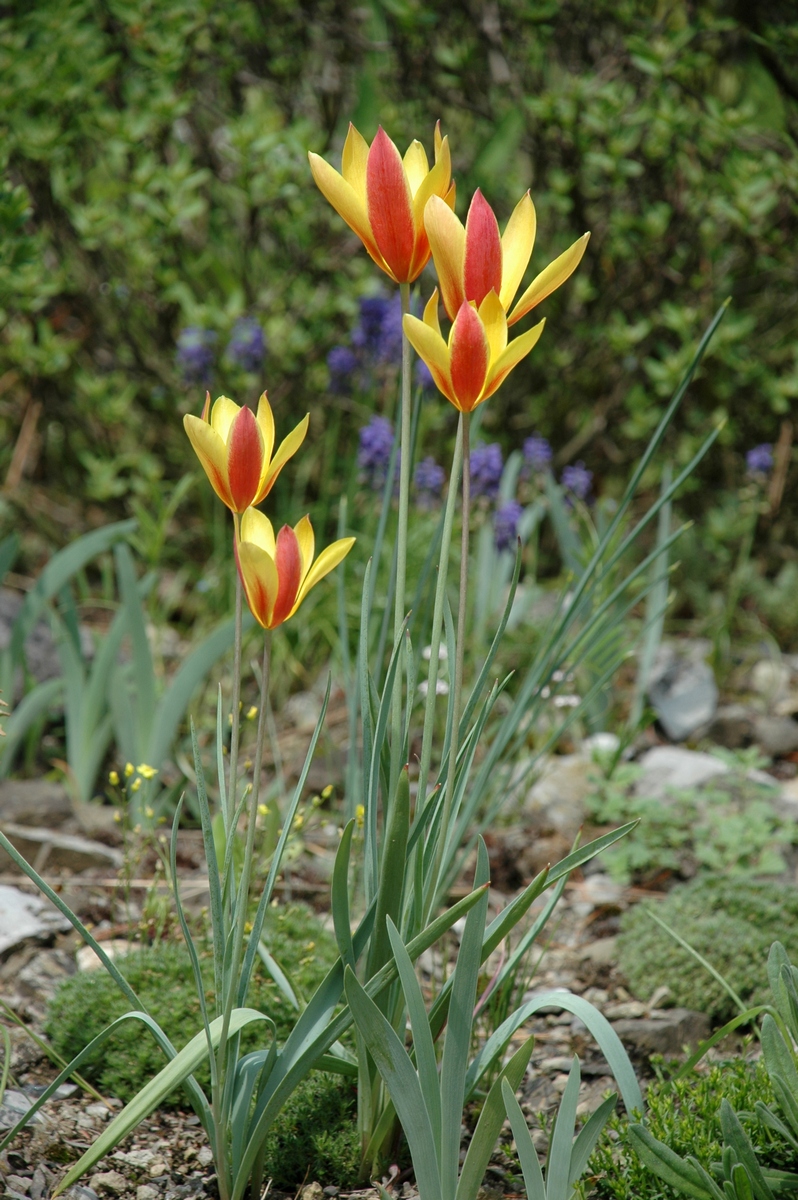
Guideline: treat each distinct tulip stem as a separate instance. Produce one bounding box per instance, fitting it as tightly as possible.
[228,521,244,826]
[214,632,271,1178]
[417,417,463,813]
[429,410,470,910]
[389,282,413,793]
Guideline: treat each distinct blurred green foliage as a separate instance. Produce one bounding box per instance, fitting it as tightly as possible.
[0,0,796,568]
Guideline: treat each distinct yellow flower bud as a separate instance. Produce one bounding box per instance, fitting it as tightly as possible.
[124,763,134,778]
[108,770,120,786]
[131,778,142,792]
[321,784,333,800]
[136,763,157,780]
[355,804,365,829]
[246,706,258,720]
[144,805,154,819]
[257,804,269,816]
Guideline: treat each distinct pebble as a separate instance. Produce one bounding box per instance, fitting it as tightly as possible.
[88,1173,128,1197]
[136,1188,159,1200]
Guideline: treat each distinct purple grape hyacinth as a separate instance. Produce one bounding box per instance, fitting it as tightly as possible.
[226,318,266,372]
[523,434,552,472]
[415,358,434,390]
[327,345,358,394]
[415,457,445,507]
[470,443,504,499]
[561,460,592,501]
[494,500,523,552]
[358,416,395,491]
[352,296,390,355]
[176,326,216,384]
[746,444,774,476]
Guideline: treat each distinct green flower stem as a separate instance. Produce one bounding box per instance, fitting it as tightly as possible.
[213,631,271,1181]
[389,281,413,790]
[416,417,464,814]
[227,517,244,827]
[429,410,471,912]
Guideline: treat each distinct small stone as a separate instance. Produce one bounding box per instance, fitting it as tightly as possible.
[195,1148,213,1168]
[88,1173,128,1197]
[84,1103,112,1121]
[62,1189,100,1200]
[77,942,133,972]
[522,754,594,841]
[537,1055,574,1073]
[0,825,123,875]
[612,1007,710,1058]
[634,747,728,799]
[323,1189,339,1197]
[751,659,791,702]
[754,715,798,758]
[5,1176,30,1195]
[300,1185,324,1200]
[578,937,618,965]
[647,643,718,741]
[706,705,756,750]
[30,1167,52,1200]
[136,1189,159,1200]
[0,780,72,828]
[147,1161,168,1178]
[0,886,71,958]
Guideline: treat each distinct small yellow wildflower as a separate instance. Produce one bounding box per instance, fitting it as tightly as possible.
[321,784,333,800]
[257,804,269,816]
[144,805,154,819]
[108,770,120,786]
[293,814,304,831]
[246,705,258,720]
[131,778,142,793]
[355,804,365,829]
[113,811,122,823]
[124,762,134,778]
[136,763,157,780]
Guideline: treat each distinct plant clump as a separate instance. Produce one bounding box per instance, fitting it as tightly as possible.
[617,876,798,1022]
[45,903,339,1105]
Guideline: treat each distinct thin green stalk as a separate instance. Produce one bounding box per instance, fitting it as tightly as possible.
[429,411,470,908]
[389,282,413,793]
[417,418,464,813]
[227,519,244,829]
[213,632,271,1197]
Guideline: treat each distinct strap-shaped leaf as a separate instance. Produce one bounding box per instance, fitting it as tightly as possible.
[455,1038,534,1200]
[569,1092,617,1186]
[501,1075,546,1200]
[345,967,442,1200]
[628,1125,725,1200]
[720,1100,775,1200]
[762,1015,798,1099]
[546,1057,581,1200]
[387,918,441,1158]
[53,1008,268,1197]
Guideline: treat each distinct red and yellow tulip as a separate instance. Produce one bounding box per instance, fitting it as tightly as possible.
[184,392,309,515]
[236,508,355,631]
[308,123,455,284]
[424,189,589,326]
[402,290,545,414]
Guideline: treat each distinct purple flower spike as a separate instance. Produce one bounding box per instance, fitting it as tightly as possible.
[227,318,266,372]
[377,296,404,365]
[415,457,445,507]
[561,460,593,501]
[358,416,395,491]
[523,434,552,472]
[494,500,523,552]
[746,444,774,476]
[327,345,358,394]
[176,326,216,384]
[353,296,390,354]
[470,442,504,499]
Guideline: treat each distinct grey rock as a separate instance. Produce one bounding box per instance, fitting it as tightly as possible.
[0,1090,43,1131]
[62,1189,100,1200]
[0,824,122,874]
[5,1177,30,1195]
[29,1167,52,1200]
[135,1190,159,1200]
[754,715,798,757]
[0,885,70,958]
[706,704,756,750]
[0,780,72,829]
[751,659,791,703]
[634,746,729,799]
[612,1007,710,1058]
[88,1173,128,1197]
[648,643,718,741]
[522,754,594,840]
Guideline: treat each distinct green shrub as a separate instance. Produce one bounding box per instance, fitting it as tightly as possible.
[260,1073,359,1190]
[582,1057,794,1200]
[45,902,340,1104]
[617,876,798,1021]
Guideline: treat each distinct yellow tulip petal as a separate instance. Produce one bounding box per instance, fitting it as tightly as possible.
[237,542,278,629]
[424,195,465,321]
[210,395,240,441]
[403,139,430,195]
[500,192,536,311]
[240,507,275,558]
[508,233,590,326]
[341,124,369,202]
[255,392,275,466]
[403,312,456,405]
[184,415,234,509]
[482,318,546,402]
[308,152,382,264]
[478,290,508,364]
[434,123,444,160]
[259,413,310,502]
[423,288,442,337]
[294,514,315,581]
[294,537,356,611]
[443,180,456,210]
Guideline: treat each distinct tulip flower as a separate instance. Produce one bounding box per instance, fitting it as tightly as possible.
[402,290,545,413]
[308,123,455,284]
[236,508,355,631]
[184,392,309,515]
[424,189,589,325]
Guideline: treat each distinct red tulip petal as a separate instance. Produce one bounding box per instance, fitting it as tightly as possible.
[366,128,416,283]
[271,525,303,628]
[463,190,502,308]
[227,406,264,513]
[449,302,489,413]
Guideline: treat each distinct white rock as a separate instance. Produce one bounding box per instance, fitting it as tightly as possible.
[77,940,133,971]
[634,746,729,798]
[0,884,70,956]
[751,659,791,703]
